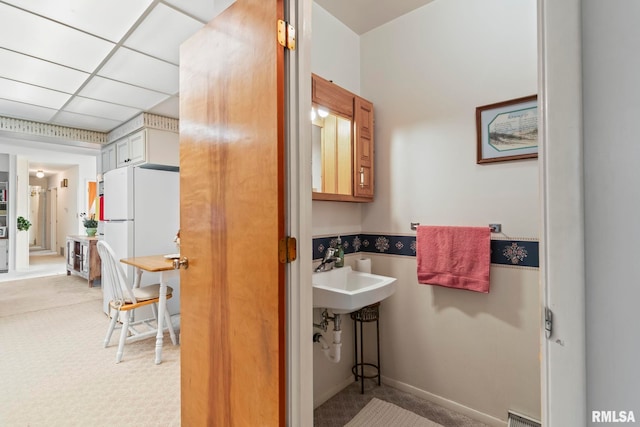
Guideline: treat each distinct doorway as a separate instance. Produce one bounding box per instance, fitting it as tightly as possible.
[26,184,64,278]
[28,184,48,252]
[23,166,66,279]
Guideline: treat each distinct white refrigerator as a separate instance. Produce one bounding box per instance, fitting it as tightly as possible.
[102,167,180,316]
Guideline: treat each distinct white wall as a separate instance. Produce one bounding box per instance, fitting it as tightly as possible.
[583,1,640,422]
[53,166,80,254]
[358,0,539,423]
[312,0,540,424]
[311,2,363,239]
[311,2,360,95]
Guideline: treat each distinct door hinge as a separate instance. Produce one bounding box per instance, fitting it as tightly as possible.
[279,236,297,263]
[277,19,296,50]
[544,306,553,338]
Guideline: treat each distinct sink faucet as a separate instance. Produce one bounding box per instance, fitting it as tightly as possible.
[315,247,338,272]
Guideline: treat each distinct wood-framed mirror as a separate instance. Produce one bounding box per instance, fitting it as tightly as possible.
[311,73,374,202]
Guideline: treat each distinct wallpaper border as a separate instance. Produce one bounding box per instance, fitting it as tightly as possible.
[312,233,539,268]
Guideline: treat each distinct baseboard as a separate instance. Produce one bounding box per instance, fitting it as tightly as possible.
[314,375,355,409]
[382,376,507,427]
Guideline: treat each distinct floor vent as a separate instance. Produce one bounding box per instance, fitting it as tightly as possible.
[508,411,541,427]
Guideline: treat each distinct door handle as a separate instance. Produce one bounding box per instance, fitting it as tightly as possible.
[172,257,189,270]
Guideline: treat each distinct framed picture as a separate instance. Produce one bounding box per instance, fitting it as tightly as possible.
[476,95,538,164]
[0,226,6,238]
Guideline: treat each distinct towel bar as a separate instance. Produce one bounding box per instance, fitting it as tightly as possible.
[410,222,502,233]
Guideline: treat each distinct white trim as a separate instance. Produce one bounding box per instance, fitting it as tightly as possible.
[0,116,106,145]
[0,113,179,147]
[382,377,507,427]
[107,113,179,143]
[538,0,586,425]
[287,0,314,426]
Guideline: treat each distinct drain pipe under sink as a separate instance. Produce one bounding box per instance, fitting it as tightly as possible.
[314,311,343,363]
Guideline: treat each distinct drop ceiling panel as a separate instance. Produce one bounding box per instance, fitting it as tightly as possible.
[52,111,121,132]
[79,76,170,111]
[124,3,204,65]
[0,98,57,123]
[0,3,115,72]
[0,77,71,110]
[98,47,179,95]
[8,0,154,42]
[0,48,89,94]
[148,95,180,119]
[63,97,141,122]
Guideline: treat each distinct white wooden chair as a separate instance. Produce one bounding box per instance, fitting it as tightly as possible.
[96,240,176,363]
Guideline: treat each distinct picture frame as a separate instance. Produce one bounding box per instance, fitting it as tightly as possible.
[476,95,538,164]
[0,226,6,238]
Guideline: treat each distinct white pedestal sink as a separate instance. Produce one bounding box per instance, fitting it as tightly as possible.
[312,266,397,314]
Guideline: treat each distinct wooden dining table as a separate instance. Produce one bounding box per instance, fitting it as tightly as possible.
[120,254,179,364]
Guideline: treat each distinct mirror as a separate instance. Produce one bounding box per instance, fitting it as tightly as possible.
[311,74,374,202]
[311,111,352,195]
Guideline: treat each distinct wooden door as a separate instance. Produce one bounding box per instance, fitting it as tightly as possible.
[179,0,286,425]
[353,97,374,199]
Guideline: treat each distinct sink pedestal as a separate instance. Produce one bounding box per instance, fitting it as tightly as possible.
[351,302,381,394]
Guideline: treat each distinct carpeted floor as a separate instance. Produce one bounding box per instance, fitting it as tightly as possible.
[0,254,67,283]
[0,274,99,317]
[0,274,180,427]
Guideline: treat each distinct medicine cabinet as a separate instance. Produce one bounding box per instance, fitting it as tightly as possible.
[311,73,374,202]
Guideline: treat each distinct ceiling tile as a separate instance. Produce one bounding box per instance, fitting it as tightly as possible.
[0,48,89,94]
[0,98,57,123]
[98,47,179,95]
[0,3,115,72]
[63,96,141,122]
[165,0,235,23]
[8,0,154,42]
[52,111,121,133]
[0,78,71,110]
[124,3,204,65]
[78,76,170,111]
[148,96,180,119]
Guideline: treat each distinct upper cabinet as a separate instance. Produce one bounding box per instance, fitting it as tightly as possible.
[312,74,374,202]
[101,143,117,174]
[103,128,179,173]
[116,129,147,168]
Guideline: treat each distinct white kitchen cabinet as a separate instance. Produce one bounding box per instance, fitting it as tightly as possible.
[101,143,117,173]
[115,128,178,169]
[116,129,146,168]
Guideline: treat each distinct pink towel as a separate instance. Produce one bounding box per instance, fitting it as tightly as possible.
[416,226,491,293]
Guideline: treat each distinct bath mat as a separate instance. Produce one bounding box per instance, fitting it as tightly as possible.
[344,398,444,427]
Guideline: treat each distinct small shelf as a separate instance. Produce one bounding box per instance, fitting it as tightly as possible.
[66,236,102,287]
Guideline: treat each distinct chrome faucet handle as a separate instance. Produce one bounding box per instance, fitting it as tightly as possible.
[324,247,337,260]
[315,247,339,272]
